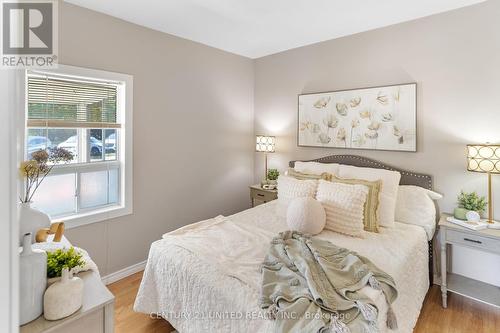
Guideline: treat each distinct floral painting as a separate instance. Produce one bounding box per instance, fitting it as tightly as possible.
[298,83,416,152]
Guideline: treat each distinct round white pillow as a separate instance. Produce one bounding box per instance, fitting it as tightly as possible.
[286,197,326,235]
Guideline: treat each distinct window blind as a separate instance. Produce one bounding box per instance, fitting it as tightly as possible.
[27,75,120,128]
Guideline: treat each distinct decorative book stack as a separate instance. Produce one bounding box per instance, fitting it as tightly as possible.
[446,216,488,231]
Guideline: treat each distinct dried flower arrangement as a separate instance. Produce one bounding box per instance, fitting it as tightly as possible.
[19,148,73,203]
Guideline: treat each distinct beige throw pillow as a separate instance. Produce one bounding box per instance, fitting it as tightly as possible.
[338,165,401,228]
[329,175,381,233]
[287,168,333,181]
[316,180,368,238]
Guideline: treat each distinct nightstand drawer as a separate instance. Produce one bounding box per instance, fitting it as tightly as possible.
[252,188,277,202]
[446,229,500,254]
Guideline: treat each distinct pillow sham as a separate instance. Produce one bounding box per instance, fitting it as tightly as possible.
[286,168,333,181]
[395,185,443,240]
[276,175,318,217]
[293,161,340,176]
[316,180,368,238]
[329,175,381,233]
[286,197,326,235]
[338,165,401,228]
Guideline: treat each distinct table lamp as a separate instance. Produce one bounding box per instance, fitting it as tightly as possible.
[256,135,275,181]
[466,143,500,229]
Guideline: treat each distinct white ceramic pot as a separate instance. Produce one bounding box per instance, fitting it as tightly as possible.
[43,268,84,321]
[19,202,51,246]
[20,233,47,325]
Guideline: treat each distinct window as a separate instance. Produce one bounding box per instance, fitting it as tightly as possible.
[24,65,133,227]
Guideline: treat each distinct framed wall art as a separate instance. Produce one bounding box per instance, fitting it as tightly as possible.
[298,83,417,152]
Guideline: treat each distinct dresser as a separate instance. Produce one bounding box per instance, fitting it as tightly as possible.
[439,214,500,309]
[20,237,114,333]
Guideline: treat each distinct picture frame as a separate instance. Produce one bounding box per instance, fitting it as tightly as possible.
[298,83,417,152]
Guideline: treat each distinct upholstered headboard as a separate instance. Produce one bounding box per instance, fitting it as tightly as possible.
[289,154,432,190]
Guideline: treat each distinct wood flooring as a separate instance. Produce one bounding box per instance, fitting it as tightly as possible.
[108,271,500,333]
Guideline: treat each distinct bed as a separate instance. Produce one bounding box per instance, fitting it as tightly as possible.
[134,155,435,333]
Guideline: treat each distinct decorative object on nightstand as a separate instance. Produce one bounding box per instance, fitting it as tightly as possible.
[453,190,487,222]
[256,135,276,185]
[43,267,84,321]
[466,143,500,229]
[439,214,500,309]
[46,247,85,285]
[262,169,279,190]
[19,233,47,325]
[250,184,277,207]
[35,222,65,243]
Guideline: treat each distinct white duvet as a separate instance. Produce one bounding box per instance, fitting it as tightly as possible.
[134,202,429,333]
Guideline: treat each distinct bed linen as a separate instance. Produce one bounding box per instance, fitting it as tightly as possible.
[134,201,429,333]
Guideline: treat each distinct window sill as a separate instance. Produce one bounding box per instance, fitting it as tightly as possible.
[52,204,132,229]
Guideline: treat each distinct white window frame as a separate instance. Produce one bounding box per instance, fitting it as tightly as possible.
[21,64,133,229]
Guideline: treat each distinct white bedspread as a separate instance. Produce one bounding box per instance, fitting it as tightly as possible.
[134,201,429,333]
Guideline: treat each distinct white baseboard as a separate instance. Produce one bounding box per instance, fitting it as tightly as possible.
[101,260,147,285]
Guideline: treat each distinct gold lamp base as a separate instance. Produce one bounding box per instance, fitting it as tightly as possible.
[487,220,500,229]
[485,172,500,229]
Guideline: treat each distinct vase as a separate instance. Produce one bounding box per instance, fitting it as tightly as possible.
[453,207,468,220]
[19,233,47,325]
[43,268,84,321]
[19,202,51,246]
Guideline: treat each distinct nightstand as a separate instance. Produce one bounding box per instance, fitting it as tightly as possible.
[21,237,114,333]
[439,214,500,309]
[249,184,277,207]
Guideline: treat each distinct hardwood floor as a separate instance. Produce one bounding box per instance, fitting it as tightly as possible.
[108,271,175,333]
[108,271,500,333]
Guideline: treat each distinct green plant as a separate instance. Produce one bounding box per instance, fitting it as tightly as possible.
[267,169,279,181]
[457,191,487,213]
[46,247,85,278]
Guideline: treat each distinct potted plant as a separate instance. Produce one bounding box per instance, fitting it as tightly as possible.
[267,169,279,185]
[44,247,86,320]
[18,148,73,245]
[46,247,85,284]
[454,191,487,220]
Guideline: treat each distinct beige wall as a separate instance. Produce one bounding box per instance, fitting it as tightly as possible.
[60,2,255,276]
[254,0,500,286]
[60,0,499,285]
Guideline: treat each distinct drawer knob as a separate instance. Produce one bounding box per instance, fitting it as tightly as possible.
[257,193,265,197]
[463,238,482,244]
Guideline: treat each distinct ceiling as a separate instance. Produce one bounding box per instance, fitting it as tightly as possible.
[64,0,485,59]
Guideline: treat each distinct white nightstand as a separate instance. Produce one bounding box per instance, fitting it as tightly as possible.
[20,236,114,333]
[439,214,500,309]
[249,184,278,207]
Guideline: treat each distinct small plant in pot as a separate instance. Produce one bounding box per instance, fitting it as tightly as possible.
[46,247,85,284]
[454,191,487,220]
[267,169,279,185]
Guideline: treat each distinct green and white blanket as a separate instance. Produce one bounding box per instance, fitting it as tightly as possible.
[260,231,398,333]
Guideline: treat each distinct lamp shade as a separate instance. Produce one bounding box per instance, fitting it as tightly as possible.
[467,144,500,173]
[256,135,276,153]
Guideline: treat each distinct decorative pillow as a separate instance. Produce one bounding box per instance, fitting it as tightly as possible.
[294,161,340,176]
[338,165,401,228]
[286,197,326,235]
[395,185,443,240]
[276,175,318,216]
[329,175,381,233]
[316,180,368,238]
[287,168,333,181]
